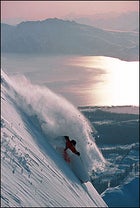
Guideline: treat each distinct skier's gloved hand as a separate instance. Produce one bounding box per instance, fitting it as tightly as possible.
[76,152,80,156]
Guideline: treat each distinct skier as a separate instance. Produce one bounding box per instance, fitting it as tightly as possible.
[64,136,80,156]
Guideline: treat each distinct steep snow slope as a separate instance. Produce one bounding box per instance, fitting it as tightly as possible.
[1,70,107,207]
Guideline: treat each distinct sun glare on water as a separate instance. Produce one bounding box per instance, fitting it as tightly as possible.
[73,56,139,106]
[101,58,139,106]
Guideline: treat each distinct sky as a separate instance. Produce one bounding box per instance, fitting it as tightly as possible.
[1,1,139,25]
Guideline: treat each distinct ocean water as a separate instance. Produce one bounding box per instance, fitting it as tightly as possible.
[1,54,139,107]
[2,54,139,207]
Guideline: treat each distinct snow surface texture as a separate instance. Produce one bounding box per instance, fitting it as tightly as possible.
[1,70,107,207]
[79,105,139,207]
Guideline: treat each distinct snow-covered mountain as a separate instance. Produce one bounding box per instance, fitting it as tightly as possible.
[1,18,138,61]
[79,106,139,145]
[78,106,139,207]
[1,70,108,207]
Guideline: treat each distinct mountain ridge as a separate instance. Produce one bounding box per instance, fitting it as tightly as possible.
[1,18,138,61]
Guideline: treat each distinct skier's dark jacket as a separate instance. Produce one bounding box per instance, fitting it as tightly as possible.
[64,136,80,156]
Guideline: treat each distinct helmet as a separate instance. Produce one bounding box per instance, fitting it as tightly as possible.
[71,140,76,146]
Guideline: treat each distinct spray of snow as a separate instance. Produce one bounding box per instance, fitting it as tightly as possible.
[1,70,106,173]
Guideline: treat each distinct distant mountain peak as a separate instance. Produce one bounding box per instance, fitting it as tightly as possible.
[17,18,77,27]
[42,17,77,24]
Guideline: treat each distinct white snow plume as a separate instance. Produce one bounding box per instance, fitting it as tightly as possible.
[1,70,108,207]
[1,70,106,173]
